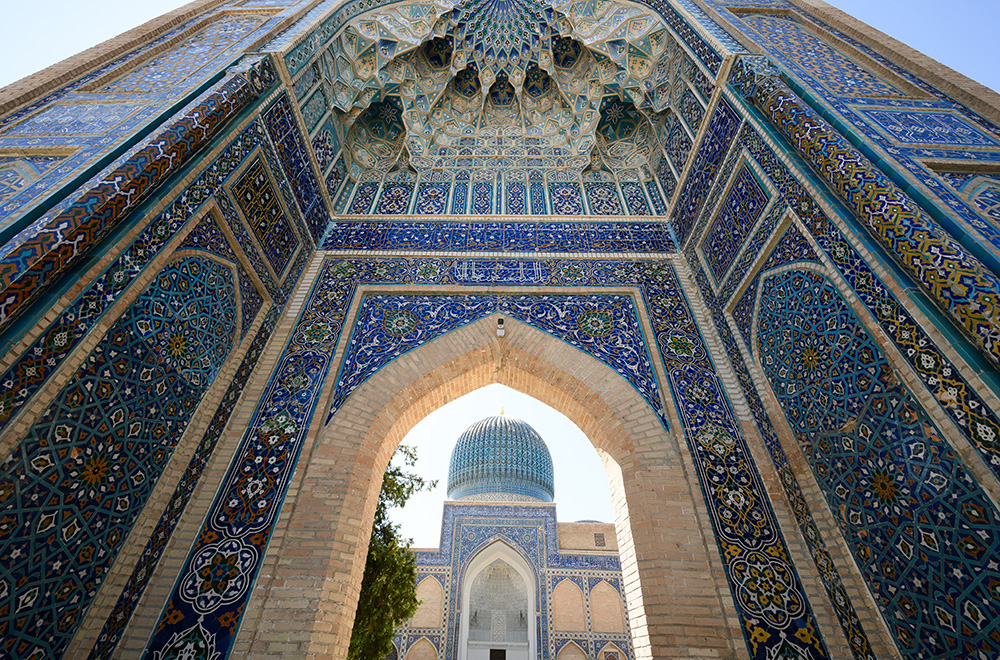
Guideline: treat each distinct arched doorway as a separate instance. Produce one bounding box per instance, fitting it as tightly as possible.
[459,542,536,660]
[234,313,740,659]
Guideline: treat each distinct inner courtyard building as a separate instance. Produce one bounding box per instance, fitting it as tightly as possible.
[394,410,635,660]
[1,0,1000,659]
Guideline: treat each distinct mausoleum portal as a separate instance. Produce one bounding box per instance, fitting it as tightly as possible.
[1,0,1000,658]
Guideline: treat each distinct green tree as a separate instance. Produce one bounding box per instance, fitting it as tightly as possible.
[348,444,437,660]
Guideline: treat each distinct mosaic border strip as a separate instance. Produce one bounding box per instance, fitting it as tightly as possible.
[0,107,312,438]
[322,220,676,253]
[0,55,278,337]
[730,56,1000,367]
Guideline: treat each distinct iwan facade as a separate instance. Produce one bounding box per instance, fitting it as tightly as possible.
[0,0,999,658]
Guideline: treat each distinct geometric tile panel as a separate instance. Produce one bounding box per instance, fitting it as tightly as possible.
[376,182,414,215]
[665,113,693,174]
[702,163,769,282]
[939,173,1000,235]
[739,14,903,99]
[730,111,1000,495]
[857,109,1000,147]
[757,269,1000,659]
[176,212,265,341]
[0,54,279,340]
[549,183,583,215]
[760,222,819,273]
[726,10,1000,262]
[414,183,449,214]
[350,183,378,214]
[0,16,278,234]
[585,184,624,215]
[231,157,300,278]
[89,308,277,660]
[261,94,329,244]
[704,268,877,660]
[130,258,240,387]
[471,182,494,215]
[505,182,526,215]
[99,16,266,93]
[5,103,147,136]
[622,182,651,215]
[672,97,743,244]
[0,255,236,660]
[0,106,294,442]
[741,63,1000,366]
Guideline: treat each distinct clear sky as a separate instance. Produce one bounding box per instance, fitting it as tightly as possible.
[0,1,998,93]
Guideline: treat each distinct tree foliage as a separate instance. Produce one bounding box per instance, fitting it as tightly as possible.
[348,445,437,660]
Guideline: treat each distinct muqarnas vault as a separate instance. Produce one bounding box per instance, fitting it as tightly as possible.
[1,0,1000,658]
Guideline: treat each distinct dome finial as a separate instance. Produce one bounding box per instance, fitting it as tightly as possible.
[500,406,504,415]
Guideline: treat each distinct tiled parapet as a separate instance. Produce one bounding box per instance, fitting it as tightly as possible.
[730,55,1000,368]
[0,9,294,233]
[0,55,277,337]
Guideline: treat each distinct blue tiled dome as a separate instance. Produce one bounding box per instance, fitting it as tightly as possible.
[447,415,555,502]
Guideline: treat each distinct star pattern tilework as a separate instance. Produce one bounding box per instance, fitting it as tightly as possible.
[0,112,295,440]
[701,163,769,283]
[758,270,1000,659]
[0,256,238,660]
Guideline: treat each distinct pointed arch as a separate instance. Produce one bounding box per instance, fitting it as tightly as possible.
[241,314,738,659]
[459,540,537,659]
[406,637,438,660]
[410,576,445,628]
[556,640,588,659]
[551,578,587,632]
[591,580,626,633]
[598,641,626,659]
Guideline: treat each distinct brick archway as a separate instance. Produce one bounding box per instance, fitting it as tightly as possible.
[235,314,739,659]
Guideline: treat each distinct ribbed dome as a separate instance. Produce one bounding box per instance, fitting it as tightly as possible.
[447,415,555,502]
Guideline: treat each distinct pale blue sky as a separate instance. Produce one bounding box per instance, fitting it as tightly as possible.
[0,1,997,93]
